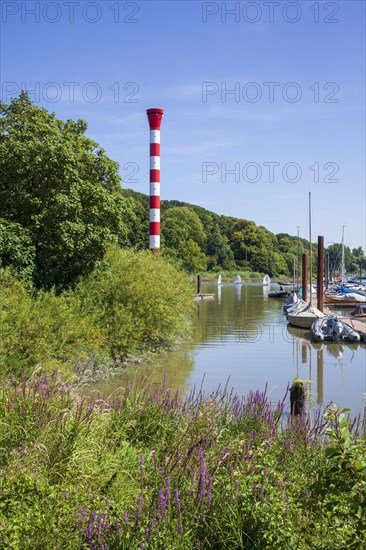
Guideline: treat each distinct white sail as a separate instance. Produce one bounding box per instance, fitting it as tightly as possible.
[262,274,271,286]
[217,274,222,285]
[234,275,242,285]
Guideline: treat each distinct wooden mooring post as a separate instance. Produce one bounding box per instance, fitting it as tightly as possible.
[302,253,308,303]
[317,236,324,312]
[197,275,202,295]
[290,380,306,416]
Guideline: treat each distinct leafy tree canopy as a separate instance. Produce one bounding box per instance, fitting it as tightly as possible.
[161,207,206,249]
[0,92,132,288]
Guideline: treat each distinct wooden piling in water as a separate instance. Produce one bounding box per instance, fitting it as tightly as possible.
[302,253,308,303]
[290,380,305,416]
[317,236,324,312]
[197,275,202,295]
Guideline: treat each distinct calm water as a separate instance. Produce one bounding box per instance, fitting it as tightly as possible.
[92,283,366,413]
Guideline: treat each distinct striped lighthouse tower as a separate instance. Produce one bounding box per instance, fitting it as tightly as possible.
[146,108,164,251]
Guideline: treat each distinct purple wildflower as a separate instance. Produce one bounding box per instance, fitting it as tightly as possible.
[174,488,181,515]
[136,494,143,525]
[166,476,171,506]
[86,523,93,549]
[157,488,166,520]
[114,518,120,535]
[198,447,206,503]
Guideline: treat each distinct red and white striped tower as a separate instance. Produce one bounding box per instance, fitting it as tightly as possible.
[146,108,164,251]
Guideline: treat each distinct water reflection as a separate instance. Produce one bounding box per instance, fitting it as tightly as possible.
[235,284,242,303]
[217,284,222,305]
[286,322,363,409]
[89,284,366,412]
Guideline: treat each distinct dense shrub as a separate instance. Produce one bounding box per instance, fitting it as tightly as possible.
[0,248,194,378]
[0,268,102,377]
[76,247,195,359]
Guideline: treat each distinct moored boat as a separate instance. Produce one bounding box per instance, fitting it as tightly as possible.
[283,292,298,311]
[268,290,290,298]
[286,298,307,314]
[311,315,360,342]
[325,293,366,306]
[287,304,325,329]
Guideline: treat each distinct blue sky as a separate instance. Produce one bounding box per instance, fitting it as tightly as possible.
[1,0,365,249]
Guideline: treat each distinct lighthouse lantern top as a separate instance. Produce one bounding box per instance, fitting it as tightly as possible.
[147,108,164,130]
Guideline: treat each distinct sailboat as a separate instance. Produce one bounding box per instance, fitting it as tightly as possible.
[217,274,223,286]
[287,192,325,329]
[262,274,271,286]
[234,275,242,285]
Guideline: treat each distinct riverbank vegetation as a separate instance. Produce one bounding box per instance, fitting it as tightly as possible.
[0,248,194,379]
[0,373,365,549]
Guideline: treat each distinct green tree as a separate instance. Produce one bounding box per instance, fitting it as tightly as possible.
[206,225,235,269]
[178,239,207,272]
[0,219,35,278]
[0,92,132,289]
[161,207,206,250]
[327,243,352,278]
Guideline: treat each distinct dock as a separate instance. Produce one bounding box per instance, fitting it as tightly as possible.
[339,316,366,343]
[194,293,214,302]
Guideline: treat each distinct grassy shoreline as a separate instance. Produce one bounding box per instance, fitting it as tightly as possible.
[1,373,365,549]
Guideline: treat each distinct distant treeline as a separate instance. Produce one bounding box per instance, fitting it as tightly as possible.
[121,189,365,278]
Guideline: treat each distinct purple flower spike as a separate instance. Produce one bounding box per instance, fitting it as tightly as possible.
[136,494,143,525]
[166,476,171,506]
[86,523,93,548]
[198,448,207,503]
[174,488,181,515]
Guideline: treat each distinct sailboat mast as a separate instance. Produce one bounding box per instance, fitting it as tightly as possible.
[341,224,345,285]
[309,192,313,306]
[296,225,300,290]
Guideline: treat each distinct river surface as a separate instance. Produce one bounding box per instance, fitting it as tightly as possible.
[92,283,366,414]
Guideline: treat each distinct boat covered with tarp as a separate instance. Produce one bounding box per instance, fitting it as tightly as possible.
[283,292,298,311]
[287,304,325,329]
[325,293,366,306]
[286,298,307,314]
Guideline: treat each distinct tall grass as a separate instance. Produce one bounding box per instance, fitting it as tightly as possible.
[1,373,365,549]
